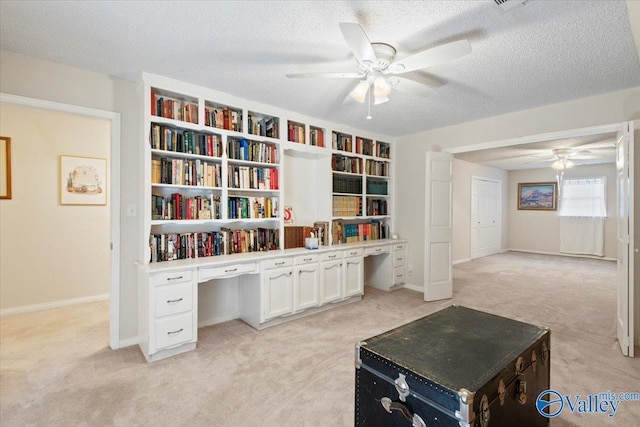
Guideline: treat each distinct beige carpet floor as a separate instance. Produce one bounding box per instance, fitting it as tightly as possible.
[1,251,639,426]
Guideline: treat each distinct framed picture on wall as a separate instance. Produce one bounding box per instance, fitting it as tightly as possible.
[0,136,11,199]
[60,155,107,205]
[517,182,557,210]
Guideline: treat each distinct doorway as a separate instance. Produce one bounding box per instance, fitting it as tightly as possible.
[0,93,121,349]
[443,121,635,356]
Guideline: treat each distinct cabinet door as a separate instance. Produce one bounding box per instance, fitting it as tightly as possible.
[294,264,320,311]
[263,267,293,321]
[320,260,343,304]
[344,256,364,298]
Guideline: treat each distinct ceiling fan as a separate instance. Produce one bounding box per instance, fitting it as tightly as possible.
[286,22,472,106]
[523,141,617,169]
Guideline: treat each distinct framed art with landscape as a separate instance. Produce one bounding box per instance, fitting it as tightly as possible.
[60,155,107,205]
[517,182,557,211]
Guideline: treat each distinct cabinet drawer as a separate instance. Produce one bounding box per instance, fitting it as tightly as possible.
[150,269,193,287]
[199,262,257,281]
[154,313,194,350]
[393,266,406,285]
[321,251,342,261]
[294,254,319,264]
[262,257,293,270]
[343,248,364,258]
[393,243,406,251]
[365,245,390,256]
[155,283,193,318]
[393,250,406,267]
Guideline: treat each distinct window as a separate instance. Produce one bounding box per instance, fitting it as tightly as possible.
[558,177,606,217]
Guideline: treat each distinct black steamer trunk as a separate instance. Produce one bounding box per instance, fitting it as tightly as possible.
[355,305,551,426]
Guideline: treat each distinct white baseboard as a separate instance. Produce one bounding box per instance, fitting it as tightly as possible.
[0,293,109,316]
[198,312,241,328]
[453,258,471,265]
[115,336,140,349]
[508,248,616,262]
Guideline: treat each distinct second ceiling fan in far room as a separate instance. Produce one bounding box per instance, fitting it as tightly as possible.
[286,22,472,107]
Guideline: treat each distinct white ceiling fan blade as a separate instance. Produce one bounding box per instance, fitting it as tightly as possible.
[391,75,433,97]
[286,72,365,79]
[338,22,377,64]
[387,39,471,74]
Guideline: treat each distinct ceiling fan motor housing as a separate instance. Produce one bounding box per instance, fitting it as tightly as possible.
[361,43,397,71]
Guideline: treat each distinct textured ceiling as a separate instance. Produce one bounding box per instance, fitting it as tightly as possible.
[1,1,639,137]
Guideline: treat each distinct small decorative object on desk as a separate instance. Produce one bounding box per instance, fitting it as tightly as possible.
[305,232,319,250]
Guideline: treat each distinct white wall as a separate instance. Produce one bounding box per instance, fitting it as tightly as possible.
[452,159,508,263]
[395,86,640,289]
[0,103,110,310]
[508,163,617,259]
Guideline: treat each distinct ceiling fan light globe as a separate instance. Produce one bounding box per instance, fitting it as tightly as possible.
[373,76,392,97]
[350,81,369,103]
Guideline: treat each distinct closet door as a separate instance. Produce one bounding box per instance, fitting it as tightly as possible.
[471,177,501,259]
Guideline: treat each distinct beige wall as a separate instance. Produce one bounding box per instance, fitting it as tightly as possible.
[508,163,617,259]
[452,159,508,263]
[0,104,110,309]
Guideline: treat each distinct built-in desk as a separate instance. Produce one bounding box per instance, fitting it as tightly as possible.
[138,239,407,362]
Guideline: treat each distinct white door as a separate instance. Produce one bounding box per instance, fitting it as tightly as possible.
[344,256,364,297]
[321,260,343,303]
[471,177,501,259]
[616,122,635,357]
[294,264,320,311]
[263,267,293,321]
[424,152,453,301]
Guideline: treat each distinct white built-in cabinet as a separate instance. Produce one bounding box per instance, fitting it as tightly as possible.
[293,254,320,311]
[138,72,407,362]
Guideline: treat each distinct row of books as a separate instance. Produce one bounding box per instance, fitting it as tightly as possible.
[151,92,198,124]
[366,178,388,195]
[332,195,361,217]
[288,122,305,144]
[365,159,390,177]
[332,154,362,174]
[151,158,222,187]
[332,132,353,152]
[283,222,329,249]
[204,106,242,132]
[333,175,362,194]
[150,123,223,157]
[309,128,325,147]
[228,196,278,219]
[331,221,389,244]
[377,142,391,159]
[356,137,374,156]
[228,166,278,190]
[152,194,221,221]
[228,138,279,164]
[366,199,388,216]
[149,227,279,262]
[249,115,279,138]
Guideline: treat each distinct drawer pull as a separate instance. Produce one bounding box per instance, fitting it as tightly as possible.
[225,268,238,273]
[275,261,285,266]
[375,248,382,252]
[166,298,183,304]
[397,257,404,261]
[166,275,184,281]
[167,328,184,336]
[396,274,403,278]
[350,251,358,255]
[328,255,337,259]
[303,257,313,262]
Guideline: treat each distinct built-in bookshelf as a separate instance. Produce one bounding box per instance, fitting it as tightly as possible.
[143,74,395,263]
[248,111,279,139]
